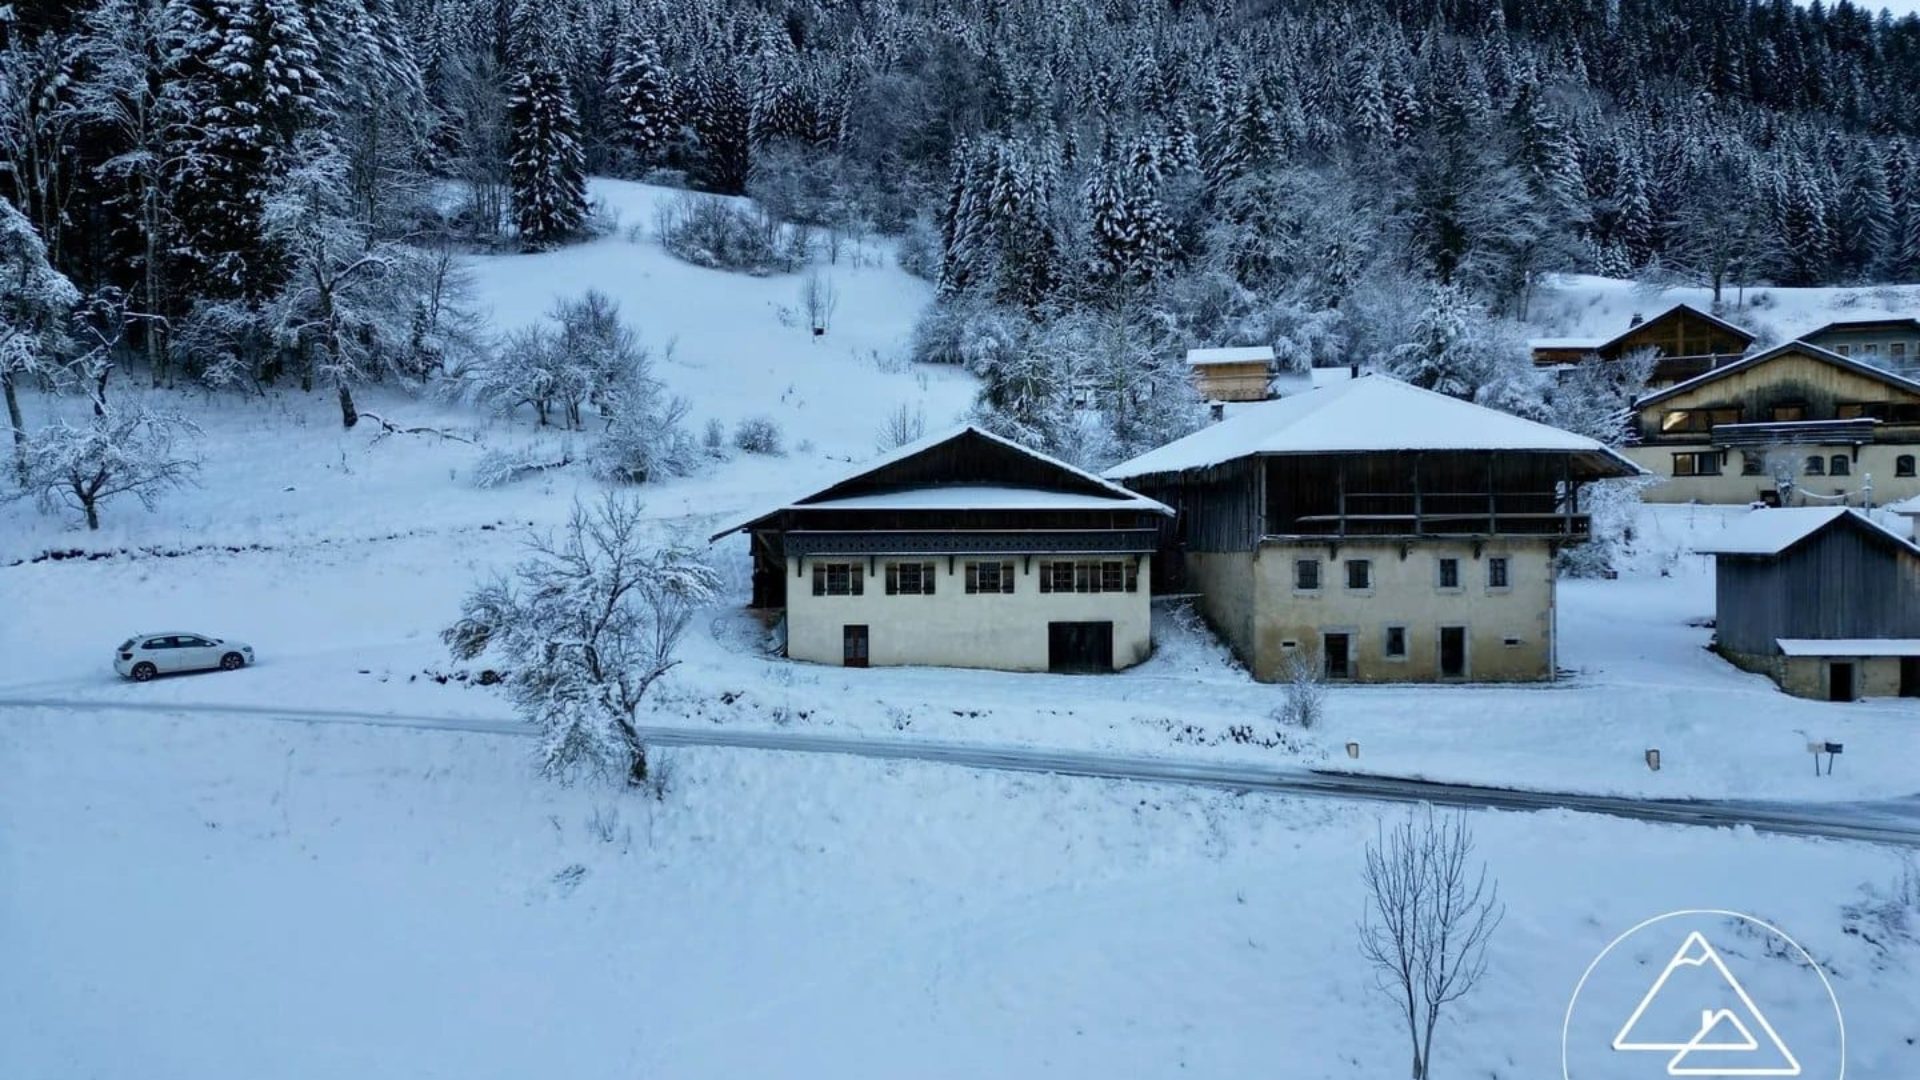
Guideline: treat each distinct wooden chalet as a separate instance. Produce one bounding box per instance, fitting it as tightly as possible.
[710,425,1170,673]
[1531,303,1756,387]
[1799,317,1920,376]
[1186,346,1274,403]
[1106,376,1642,684]
[1696,508,1920,700]
[1624,340,1920,506]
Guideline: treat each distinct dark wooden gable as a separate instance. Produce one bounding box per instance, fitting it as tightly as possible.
[794,428,1120,505]
[1715,514,1920,654]
[1605,304,1754,361]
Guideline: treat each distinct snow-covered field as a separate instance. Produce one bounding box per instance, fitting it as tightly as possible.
[3,703,1917,1080]
[5,178,1920,1079]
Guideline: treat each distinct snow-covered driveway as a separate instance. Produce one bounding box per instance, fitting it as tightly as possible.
[6,695,1917,847]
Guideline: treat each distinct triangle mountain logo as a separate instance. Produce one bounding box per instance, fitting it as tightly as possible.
[1611,931,1802,1077]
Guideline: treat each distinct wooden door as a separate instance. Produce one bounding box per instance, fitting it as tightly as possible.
[1901,658,1920,698]
[1048,622,1114,674]
[1323,633,1351,680]
[842,625,869,668]
[1439,627,1467,679]
[1828,661,1855,702]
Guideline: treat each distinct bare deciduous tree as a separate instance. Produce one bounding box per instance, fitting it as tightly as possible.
[801,270,839,336]
[1358,806,1504,1080]
[443,495,720,785]
[876,402,927,452]
[15,402,199,529]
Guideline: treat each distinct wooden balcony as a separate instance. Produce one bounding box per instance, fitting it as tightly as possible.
[1277,491,1591,538]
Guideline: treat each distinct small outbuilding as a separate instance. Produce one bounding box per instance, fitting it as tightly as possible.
[1695,507,1920,700]
[710,425,1171,674]
[1186,346,1275,402]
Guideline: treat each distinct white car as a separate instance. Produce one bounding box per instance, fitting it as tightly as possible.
[115,633,255,681]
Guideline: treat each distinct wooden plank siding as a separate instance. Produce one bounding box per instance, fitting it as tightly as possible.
[1714,523,1920,655]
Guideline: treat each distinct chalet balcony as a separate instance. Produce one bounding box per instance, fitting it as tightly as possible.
[1275,491,1591,539]
[1710,418,1880,448]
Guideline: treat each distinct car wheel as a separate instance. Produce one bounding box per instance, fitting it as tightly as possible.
[131,662,157,682]
[220,652,245,671]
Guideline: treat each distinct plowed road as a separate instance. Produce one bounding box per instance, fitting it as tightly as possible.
[6,695,1918,848]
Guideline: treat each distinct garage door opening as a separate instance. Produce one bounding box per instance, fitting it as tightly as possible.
[1048,621,1114,674]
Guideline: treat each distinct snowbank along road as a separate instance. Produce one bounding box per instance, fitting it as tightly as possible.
[6,694,1918,848]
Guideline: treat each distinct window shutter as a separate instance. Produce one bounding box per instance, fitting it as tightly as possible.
[924,563,935,595]
[1039,562,1052,593]
[965,563,978,594]
[851,564,863,595]
[812,564,826,596]
[885,564,899,595]
[1001,562,1015,594]
[1125,561,1138,593]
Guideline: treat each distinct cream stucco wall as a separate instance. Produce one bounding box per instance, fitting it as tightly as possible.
[1625,443,1920,506]
[1722,647,1910,699]
[1236,539,1558,683]
[785,555,1152,672]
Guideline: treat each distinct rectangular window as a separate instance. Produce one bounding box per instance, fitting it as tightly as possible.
[1830,455,1850,476]
[812,562,863,596]
[1837,402,1887,421]
[1893,343,1908,359]
[1437,558,1460,589]
[1294,559,1321,591]
[1384,626,1408,659]
[1741,452,1765,476]
[1897,454,1916,478]
[1672,452,1721,477]
[1805,456,1825,476]
[1345,559,1372,590]
[1865,343,1881,355]
[1488,557,1510,589]
[1837,344,1853,356]
[1771,403,1806,422]
[885,562,936,595]
[1038,560,1137,594]
[964,561,1015,595]
[1661,407,1741,434]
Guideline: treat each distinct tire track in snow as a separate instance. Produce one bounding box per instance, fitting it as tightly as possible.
[4,694,1919,848]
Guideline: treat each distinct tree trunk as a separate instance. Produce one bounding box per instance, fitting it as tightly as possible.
[627,744,649,786]
[337,383,359,429]
[84,497,100,531]
[145,183,167,387]
[4,369,25,483]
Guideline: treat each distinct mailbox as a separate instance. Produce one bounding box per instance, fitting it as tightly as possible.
[1825,742,1844,755]
[1645,748,1660,772]
[1345,742,1360,760]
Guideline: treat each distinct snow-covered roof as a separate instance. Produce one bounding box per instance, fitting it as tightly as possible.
[798,484,1167,513]
[1104,375,1644,481]
[1798,316,1920,339]
[1777,638,1920,657]
[1636,340,1920,409]
[1888,493,1920,514]
[710,424,1171,540]
[1270,365,1358,397]
[1692,507,1920,557]
[1187,346,1274,367]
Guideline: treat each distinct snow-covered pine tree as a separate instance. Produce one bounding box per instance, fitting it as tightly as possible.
[608,24,676,168]
[165,0,327,299]
[507,64,588,250]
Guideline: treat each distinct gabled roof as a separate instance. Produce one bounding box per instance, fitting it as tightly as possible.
[1187,345,1274,367]
[1692,507,1920,558]
[1103,375,1644,482]
[709,424,1171,541]
[1599,303,1755,352]
[1635,339,1920,409]
[1799,316,1920,339]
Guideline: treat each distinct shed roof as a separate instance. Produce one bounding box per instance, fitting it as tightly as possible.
[1691,507,1920,558]
[1635,340,1920,409]
[1798,316,1920,338]
[710,424,1171,541]
[1103,375,1644,482]
[1187,345,1275,367]
[1777,638,1920,657]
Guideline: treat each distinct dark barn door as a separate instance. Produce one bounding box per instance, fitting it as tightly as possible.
[1048,622,1114,674]
[1323,633,1352,680]
[1828,661,1855,702]
[842,625,869,668]
[1439,627,1467,679]
[1902,658,1920,698]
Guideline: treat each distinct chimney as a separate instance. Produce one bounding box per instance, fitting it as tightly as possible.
[1628,312,1644,328]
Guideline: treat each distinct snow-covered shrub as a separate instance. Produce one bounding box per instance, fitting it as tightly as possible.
[653,193,794,275]
[1559,476,1655,578]
[876,403,926,451]
[442,495,721,785]
[15,403,200,530]
[1273,649,1326,730]
[702,417,729,459]
[732,416,783,455]
[465,291,640,431]
[592,371,696,485]
[471,444,572,488]
[908,295,1026,368]
[894,214,943,281]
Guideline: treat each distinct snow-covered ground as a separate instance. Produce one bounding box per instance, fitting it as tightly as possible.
[3,703,1916,1080]
[1532,272,1920,346]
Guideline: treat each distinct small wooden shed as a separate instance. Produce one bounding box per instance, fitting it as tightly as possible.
[1696,507,1920,700]
[1186,346,1275,403]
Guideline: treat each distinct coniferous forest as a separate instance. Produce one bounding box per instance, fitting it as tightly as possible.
[4,0,1920,467]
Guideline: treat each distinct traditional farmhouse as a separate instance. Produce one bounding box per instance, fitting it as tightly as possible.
[1531,303,1755,388]
[1186,346,1273,402]
[710,425,1170,673]
[1696,508,1920,700]
[1799,317,1920,376]
[1106,376,1641,684]
[1624,341,1920,506]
